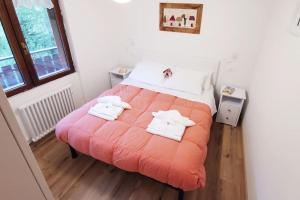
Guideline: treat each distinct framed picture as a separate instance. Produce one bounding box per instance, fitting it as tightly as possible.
[160,3,203,34]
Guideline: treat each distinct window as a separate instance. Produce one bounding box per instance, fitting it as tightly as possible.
[0,21,25,91]
[0,0,74,97]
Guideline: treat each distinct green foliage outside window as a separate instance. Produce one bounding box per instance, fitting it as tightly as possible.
[0,7,56,66]
[16,7,56,52]
[0,22,12,58]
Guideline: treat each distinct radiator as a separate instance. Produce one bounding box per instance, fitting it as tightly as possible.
[19,86,75,142]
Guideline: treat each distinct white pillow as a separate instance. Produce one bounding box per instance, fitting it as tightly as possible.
[164,67,212,95]
[202,71,214,91]
[128,61,166,86]
[129,61,214,94]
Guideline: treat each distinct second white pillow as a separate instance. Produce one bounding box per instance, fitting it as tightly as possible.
[164,67,212,95]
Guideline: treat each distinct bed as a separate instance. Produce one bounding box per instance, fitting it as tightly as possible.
[55,61,218,199]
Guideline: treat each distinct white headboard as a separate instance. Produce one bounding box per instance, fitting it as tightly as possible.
[139,54,221,86]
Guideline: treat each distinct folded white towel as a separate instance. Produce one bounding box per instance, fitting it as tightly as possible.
[152,110,195,126]
[88,110,116,121]
[97,96,132,109]
[146,110,195,141]
[89,96,131,121]
[147,118,186,141]
[88,103,124,121]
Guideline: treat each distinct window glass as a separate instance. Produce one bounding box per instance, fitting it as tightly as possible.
[0,21,24,91]
[14,6,69,79]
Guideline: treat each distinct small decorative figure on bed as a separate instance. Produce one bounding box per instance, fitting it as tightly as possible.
[163,68,173,79]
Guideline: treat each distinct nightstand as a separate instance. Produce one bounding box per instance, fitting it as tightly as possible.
[216,86,246,127]
[109,67,132,88]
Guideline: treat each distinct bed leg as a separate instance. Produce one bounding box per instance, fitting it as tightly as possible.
[68,145,78,159]
[178,189,184,200]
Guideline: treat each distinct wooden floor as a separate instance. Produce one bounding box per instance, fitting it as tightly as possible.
[31,123,246,200]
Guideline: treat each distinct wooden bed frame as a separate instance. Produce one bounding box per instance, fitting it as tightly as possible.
[68,145,185,200]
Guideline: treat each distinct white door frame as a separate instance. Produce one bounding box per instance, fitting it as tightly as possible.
[0,88,54,200]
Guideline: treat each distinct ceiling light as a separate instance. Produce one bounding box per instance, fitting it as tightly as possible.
[113,0,131,4]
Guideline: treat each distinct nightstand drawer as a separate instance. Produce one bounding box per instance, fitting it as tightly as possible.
[216,111,238,126]
[219,103,240,117]
[216,104,241,126]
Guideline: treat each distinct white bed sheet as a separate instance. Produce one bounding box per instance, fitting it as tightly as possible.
[122,78,217,115]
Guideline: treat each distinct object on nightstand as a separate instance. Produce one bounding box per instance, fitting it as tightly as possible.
[118,67,129,75]
[216,86,246,127]
[109,67,132,88]
[222,86,236,95]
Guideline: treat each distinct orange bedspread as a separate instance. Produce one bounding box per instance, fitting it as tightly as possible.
[55,84,212,191]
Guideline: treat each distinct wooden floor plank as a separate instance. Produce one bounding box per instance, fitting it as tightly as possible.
[31,123,246,200]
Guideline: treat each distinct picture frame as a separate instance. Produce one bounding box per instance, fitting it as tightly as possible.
[159,3,203,34]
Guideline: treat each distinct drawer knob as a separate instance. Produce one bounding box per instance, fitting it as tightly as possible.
[228,109,232,112]
[226,117,229,120]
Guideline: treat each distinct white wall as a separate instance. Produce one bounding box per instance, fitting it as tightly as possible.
[243,0,300,199]
[59,0,125,100]
[117,0,271,89]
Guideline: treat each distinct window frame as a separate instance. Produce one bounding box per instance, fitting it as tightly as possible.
[0,0,75,97]
[0,0,33,97]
